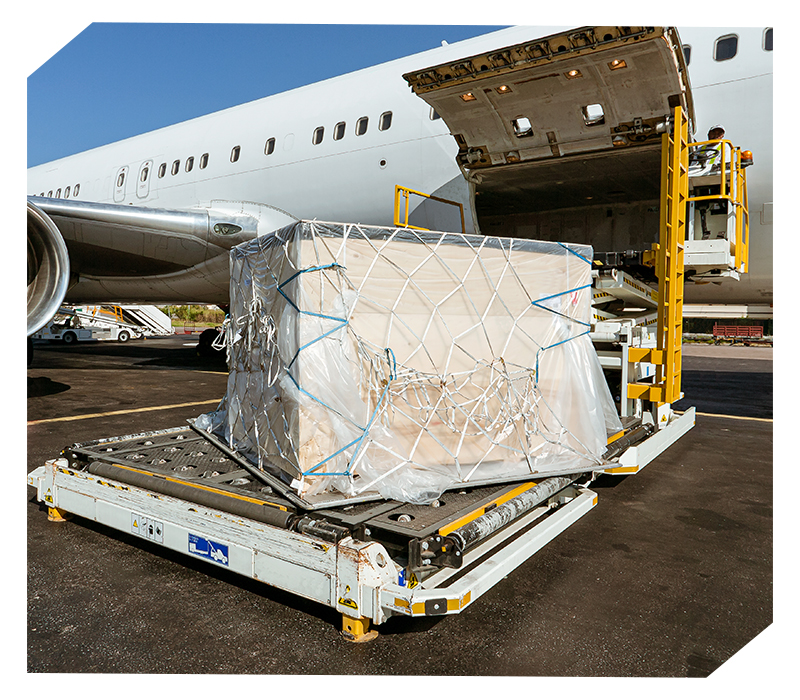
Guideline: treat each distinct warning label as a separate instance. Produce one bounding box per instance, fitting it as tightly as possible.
[188,533,229,566]
[131,513,163,543]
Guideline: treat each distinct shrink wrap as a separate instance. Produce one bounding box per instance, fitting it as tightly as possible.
[200,221,620,504]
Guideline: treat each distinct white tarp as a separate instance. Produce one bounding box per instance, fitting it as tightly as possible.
[199,221,621,504]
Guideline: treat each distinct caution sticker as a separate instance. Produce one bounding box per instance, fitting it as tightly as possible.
[131,512,163,543]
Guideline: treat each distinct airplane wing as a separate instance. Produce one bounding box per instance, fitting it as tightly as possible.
[27,196,297,334]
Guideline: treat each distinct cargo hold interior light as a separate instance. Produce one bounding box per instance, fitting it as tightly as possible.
[460,92,477,102]
[608,59,627,70]
[495,84,512,94]
[566,69,582,79]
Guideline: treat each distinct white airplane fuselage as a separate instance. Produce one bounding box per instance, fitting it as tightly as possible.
[27,26,772,307]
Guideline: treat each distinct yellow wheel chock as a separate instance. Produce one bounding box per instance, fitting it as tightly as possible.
[47,506,71,522]
[341,613,379,643]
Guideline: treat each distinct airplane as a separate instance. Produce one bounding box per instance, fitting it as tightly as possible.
[27,25,773,336]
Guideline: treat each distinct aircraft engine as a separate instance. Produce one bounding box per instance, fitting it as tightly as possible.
[27,200,70,336]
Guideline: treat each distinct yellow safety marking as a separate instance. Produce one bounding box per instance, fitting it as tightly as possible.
[622,277,657,299]
[411,602,426,615]
[606,430,625,445]
[592,495,599,505]
[27,399,222,426]
[100,462,290,511]
[627,383,665,402]
[446,591,472,612]
[693,411,772,424]
[438,481,538,536]
[393,598,411,611]
[95,478,130,491]
[628,348,665,364]
[605,466,640,474]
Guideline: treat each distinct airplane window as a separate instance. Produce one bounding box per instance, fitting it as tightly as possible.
[714,35,738,61]
[47,190,53,197]
[682,44,691,65]
[379,111,393,131]
[117,172,125,187]
[65,186,71,198]
[158,163,167,178]
[512,117,533,138]
[764,28,773,51]
[313,127,324,145]
[56,188,61,198]
[430,108,441,120]
[231,146,241,163]
[265,138,276,155]
[582,104,605,126]
[356,117,369,136]
[140,167,149,182]
[334,122,346,140]
[74,184,80,197]
[200,153,209,168]
[185,157,194,172]
[172,160,181,175]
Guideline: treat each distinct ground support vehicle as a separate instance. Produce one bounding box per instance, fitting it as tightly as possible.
[32,306,145,344]
[28,406,693,641]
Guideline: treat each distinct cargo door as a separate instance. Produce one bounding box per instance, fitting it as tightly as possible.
[404,26,692,169]
[403,27,694,243]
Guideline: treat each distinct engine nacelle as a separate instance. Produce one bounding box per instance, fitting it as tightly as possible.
[27,200,70,336]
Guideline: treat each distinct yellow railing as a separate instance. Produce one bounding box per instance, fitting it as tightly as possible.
[628,105,689,406]
[393,185,466,234]
[686,139,750,273]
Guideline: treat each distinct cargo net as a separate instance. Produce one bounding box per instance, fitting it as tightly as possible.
[199,221,621,505]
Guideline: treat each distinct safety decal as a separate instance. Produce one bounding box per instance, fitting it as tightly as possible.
[132,513,163,543]
[188,533,229,566]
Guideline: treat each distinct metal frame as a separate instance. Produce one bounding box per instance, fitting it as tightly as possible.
[28,458,596,637]
[603,407,695,475]
[627,105,688,407]
[684,138,750,275]
[393,184,466,234]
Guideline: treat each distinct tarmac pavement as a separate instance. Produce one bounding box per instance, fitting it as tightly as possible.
[24,336,775,681]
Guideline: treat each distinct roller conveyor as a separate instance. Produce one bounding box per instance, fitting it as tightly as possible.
[28,407,693,641]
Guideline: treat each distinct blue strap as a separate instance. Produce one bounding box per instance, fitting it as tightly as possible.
[301,347,397,477]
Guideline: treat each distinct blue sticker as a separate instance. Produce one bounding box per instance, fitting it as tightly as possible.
[188,533,229,566]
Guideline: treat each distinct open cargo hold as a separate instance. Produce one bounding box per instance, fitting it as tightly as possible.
[198,221,621,505]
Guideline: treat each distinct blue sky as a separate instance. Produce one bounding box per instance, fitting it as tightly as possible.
[27,24,506,167]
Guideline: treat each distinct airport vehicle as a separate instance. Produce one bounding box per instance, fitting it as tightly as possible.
[32,306,144,343]
[107,305,173,337]
[28,26,755,640]
[71,304,174,337]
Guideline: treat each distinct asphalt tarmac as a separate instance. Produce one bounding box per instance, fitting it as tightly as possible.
[25,335,775,681]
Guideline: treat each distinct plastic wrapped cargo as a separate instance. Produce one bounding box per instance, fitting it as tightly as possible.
[200,221,621,504]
